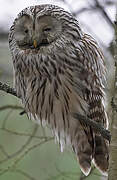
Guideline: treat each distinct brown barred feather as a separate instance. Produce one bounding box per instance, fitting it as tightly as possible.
[9,4,109,176]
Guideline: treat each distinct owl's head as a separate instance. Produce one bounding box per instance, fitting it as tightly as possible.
[9,4,82,53]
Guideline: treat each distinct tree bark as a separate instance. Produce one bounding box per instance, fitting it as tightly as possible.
[108,4,117,180]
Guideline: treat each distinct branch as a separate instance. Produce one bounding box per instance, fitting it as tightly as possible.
[0,81,19,98]
[73,113,111,142]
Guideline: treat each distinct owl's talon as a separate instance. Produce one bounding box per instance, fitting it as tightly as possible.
[19,110,26,115]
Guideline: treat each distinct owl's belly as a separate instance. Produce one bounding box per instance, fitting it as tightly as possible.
[19,75,88,150]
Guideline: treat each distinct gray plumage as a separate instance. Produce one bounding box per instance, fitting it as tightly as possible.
[9,4,109,176]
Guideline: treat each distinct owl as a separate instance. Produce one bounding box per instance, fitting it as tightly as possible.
[9,4,109,176]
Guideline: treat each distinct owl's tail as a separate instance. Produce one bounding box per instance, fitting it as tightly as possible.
[72,125,94,176]
[93,135,109,175]
[72,124,109,176]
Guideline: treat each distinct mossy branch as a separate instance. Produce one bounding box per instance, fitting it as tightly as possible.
[73,113,111,142]
[0,82,18,98]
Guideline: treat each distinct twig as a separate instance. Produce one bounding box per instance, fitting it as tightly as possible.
[0,138,53,177]
[72,7,97,16]
[73,113,111,142]
[0,126,53,139]
[0,144,9,158]
[0,105,23,111]
[0,125,38,164]
[2,109,14,129]
[12,137,53,168]
[14,169,37,180]
[94,0,114,28]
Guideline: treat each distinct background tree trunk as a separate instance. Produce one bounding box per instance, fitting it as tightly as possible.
[108,3,117,180]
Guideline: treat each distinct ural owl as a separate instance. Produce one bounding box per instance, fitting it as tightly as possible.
[9,4,109,176]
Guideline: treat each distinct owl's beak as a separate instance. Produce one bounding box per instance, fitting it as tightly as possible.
[33,40,37,48]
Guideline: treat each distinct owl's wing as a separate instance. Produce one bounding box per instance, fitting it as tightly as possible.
[76,34,107,127]
[74,34,109,174]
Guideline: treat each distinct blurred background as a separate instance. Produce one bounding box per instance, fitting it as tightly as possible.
[0,0,116,180]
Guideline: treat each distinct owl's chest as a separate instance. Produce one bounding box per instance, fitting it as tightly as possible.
[15,51,87,120]
[17,67,87,119]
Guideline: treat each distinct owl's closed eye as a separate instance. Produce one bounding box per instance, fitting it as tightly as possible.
[14,15,62,50]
